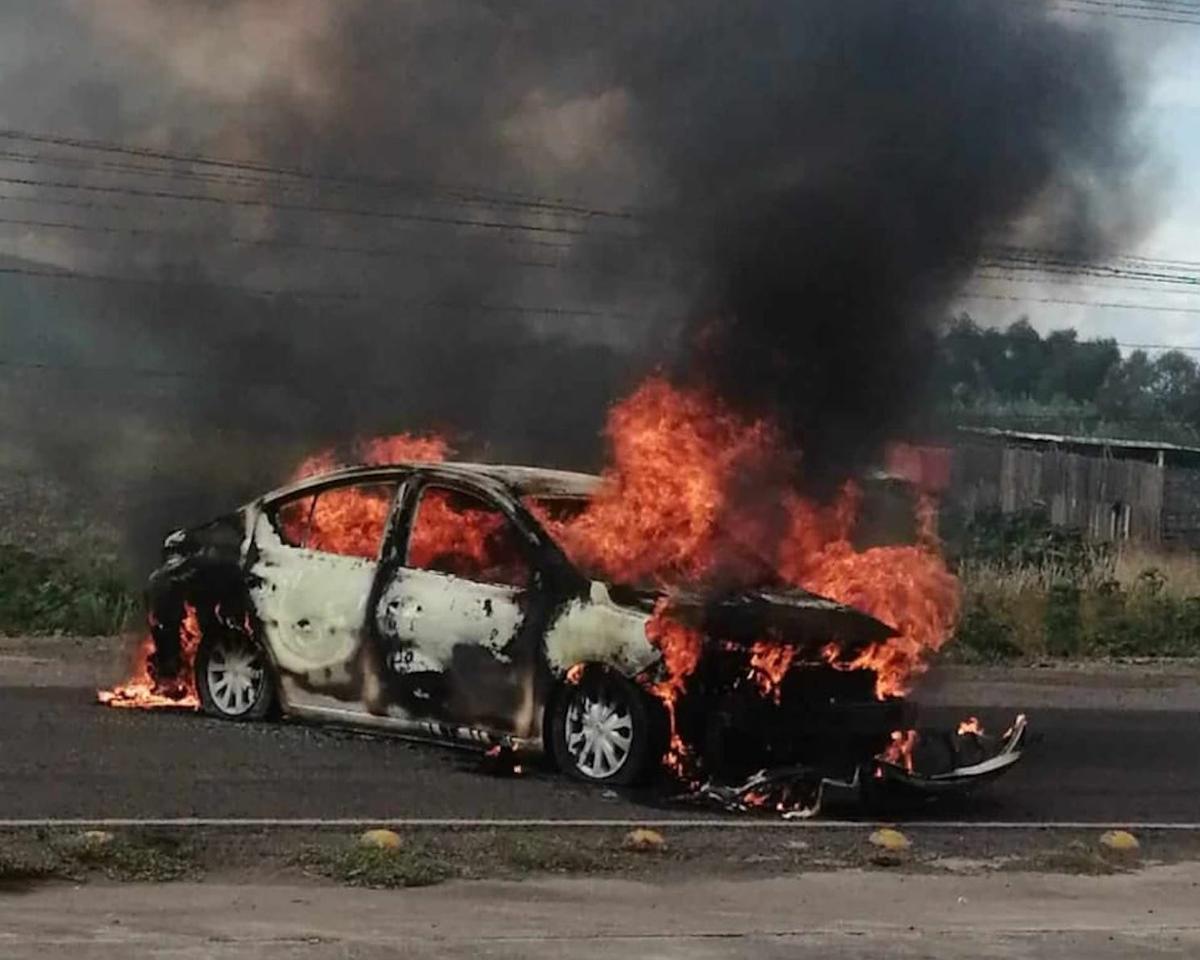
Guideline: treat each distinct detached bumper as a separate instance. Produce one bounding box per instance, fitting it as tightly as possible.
[699,714,1029,817]
[874,714,1028,794]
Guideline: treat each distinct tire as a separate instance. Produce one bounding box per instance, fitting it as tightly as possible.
[195,628,276,721]
[550,666,657,786]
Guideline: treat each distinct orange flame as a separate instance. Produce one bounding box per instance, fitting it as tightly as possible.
[881,728,917,772]
[98,602,203,709]
[747,641,795,703]
[540,377,959,699]
[643,600,704,780]
[957,715,984,737]
[291,432,449,481]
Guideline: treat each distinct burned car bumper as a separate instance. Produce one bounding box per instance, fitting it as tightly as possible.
[874,713,1027,795]
[701,714,1028,817]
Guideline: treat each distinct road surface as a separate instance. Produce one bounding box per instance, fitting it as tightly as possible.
[0,637,1196,822]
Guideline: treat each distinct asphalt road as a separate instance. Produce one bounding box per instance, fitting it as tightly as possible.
[0,677,1196,822]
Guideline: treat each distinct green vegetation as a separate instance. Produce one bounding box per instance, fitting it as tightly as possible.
[297,841,456,889]
[0,542,138,635]
[931,316,1200,444]
[0,831,198,884]
[55,831,198,881]
[1001,839,1138,876]
[950,510,1200,661]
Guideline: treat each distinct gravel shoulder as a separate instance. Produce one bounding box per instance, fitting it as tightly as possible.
[3,851,1199,959]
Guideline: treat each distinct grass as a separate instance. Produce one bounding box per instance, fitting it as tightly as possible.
[295,830,671,889]
[0,542,139,636]
[0,831,199,885]
[296,841,456,889]
[54,831,198,881]
[1001,840,1139,876]
[952,547,1200,662]
[481,831,638,874]
[0,846,60,889]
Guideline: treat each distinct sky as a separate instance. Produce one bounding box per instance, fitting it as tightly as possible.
[0,2,1195,353]
[957,11,1200,352]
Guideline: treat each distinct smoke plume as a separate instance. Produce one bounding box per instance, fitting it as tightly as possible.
[0,0,1151,564]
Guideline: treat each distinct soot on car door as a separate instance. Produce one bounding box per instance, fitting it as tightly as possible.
[249,479,400,708]
[372,483,544,736]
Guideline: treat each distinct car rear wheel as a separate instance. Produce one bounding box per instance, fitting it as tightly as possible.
[196,630,275,721]
[551,667,655,786]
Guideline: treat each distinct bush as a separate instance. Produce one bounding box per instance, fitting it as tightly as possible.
[955,554,1200,660]
[0,542,138,635]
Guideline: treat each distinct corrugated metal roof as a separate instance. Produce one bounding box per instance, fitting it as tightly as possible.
[958,426,1200,457]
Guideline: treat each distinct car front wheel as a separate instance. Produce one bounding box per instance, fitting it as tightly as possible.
[551,667,655,786]
[195,629,275,721]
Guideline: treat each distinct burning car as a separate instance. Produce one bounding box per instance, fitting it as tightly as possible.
[104,446,1026,813]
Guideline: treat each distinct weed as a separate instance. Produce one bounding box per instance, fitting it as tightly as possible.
[0,844,59,889]
[485,832,627,874]
[0,542,138,636]
[1001,841,1132,876]
[53,832,198,882]
[297,842,454,889]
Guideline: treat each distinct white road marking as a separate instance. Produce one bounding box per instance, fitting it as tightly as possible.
[0,818,1198,830]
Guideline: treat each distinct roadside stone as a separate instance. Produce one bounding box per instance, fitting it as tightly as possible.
[869,828,911,852]
[623,828,667,853]
[78,830,114,847]
[1100,830,1140,853]
[359,829,403,851]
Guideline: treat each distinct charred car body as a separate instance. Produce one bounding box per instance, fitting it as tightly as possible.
[145,461,1025,806]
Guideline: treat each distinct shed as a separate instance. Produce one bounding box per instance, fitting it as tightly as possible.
[942,428,1200,548]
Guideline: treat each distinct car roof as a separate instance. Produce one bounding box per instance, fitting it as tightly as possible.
[259,461,602,503]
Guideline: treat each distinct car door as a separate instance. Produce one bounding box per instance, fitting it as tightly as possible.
[248,477,401,711]
[371,480,542,737]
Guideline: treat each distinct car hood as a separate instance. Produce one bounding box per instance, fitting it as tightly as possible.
[605,582,896,659]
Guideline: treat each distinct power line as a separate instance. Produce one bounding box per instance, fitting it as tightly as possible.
[1052,0,1200,16]
[961,292,1200,315]
[988,245,1200,272]
[0,209,676,283]
[0,128,644,223]
[0,264,354,301]
[0,190,586,263]
[0,146,639,233]
[974,272,1200,297]
[980,259,1200,289]
[1051,6,1200,24]
[0,357,234,383]
[0,263,642,321]
[0,173,639,245]
[1116,342,1200,352]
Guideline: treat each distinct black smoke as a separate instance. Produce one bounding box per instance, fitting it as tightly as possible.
[605,1,1146,487]
[0,0,1150,564]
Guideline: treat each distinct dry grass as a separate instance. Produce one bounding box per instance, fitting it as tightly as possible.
[954,546,1200,660]
[962,546,1200,597]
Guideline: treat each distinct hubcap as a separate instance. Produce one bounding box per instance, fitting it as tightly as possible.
[206,636,264,716]
[564,683,633,780]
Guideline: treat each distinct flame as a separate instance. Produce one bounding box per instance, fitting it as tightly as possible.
[538,377,959,701]
[291,432,449,481]
[747,641,795,703]
[881,728,917,772]
[643,600,704,780]
[283,432,525,581]
[534,377,781,585]
[98,602,202,709]
[958,715,984,737]
[101,374,961,789]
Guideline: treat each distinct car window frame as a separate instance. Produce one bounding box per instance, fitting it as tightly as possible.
[264,474,406,563]
[394,476,541,590]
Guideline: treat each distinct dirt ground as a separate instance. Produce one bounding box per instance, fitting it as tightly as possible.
[4,859,1199,958]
